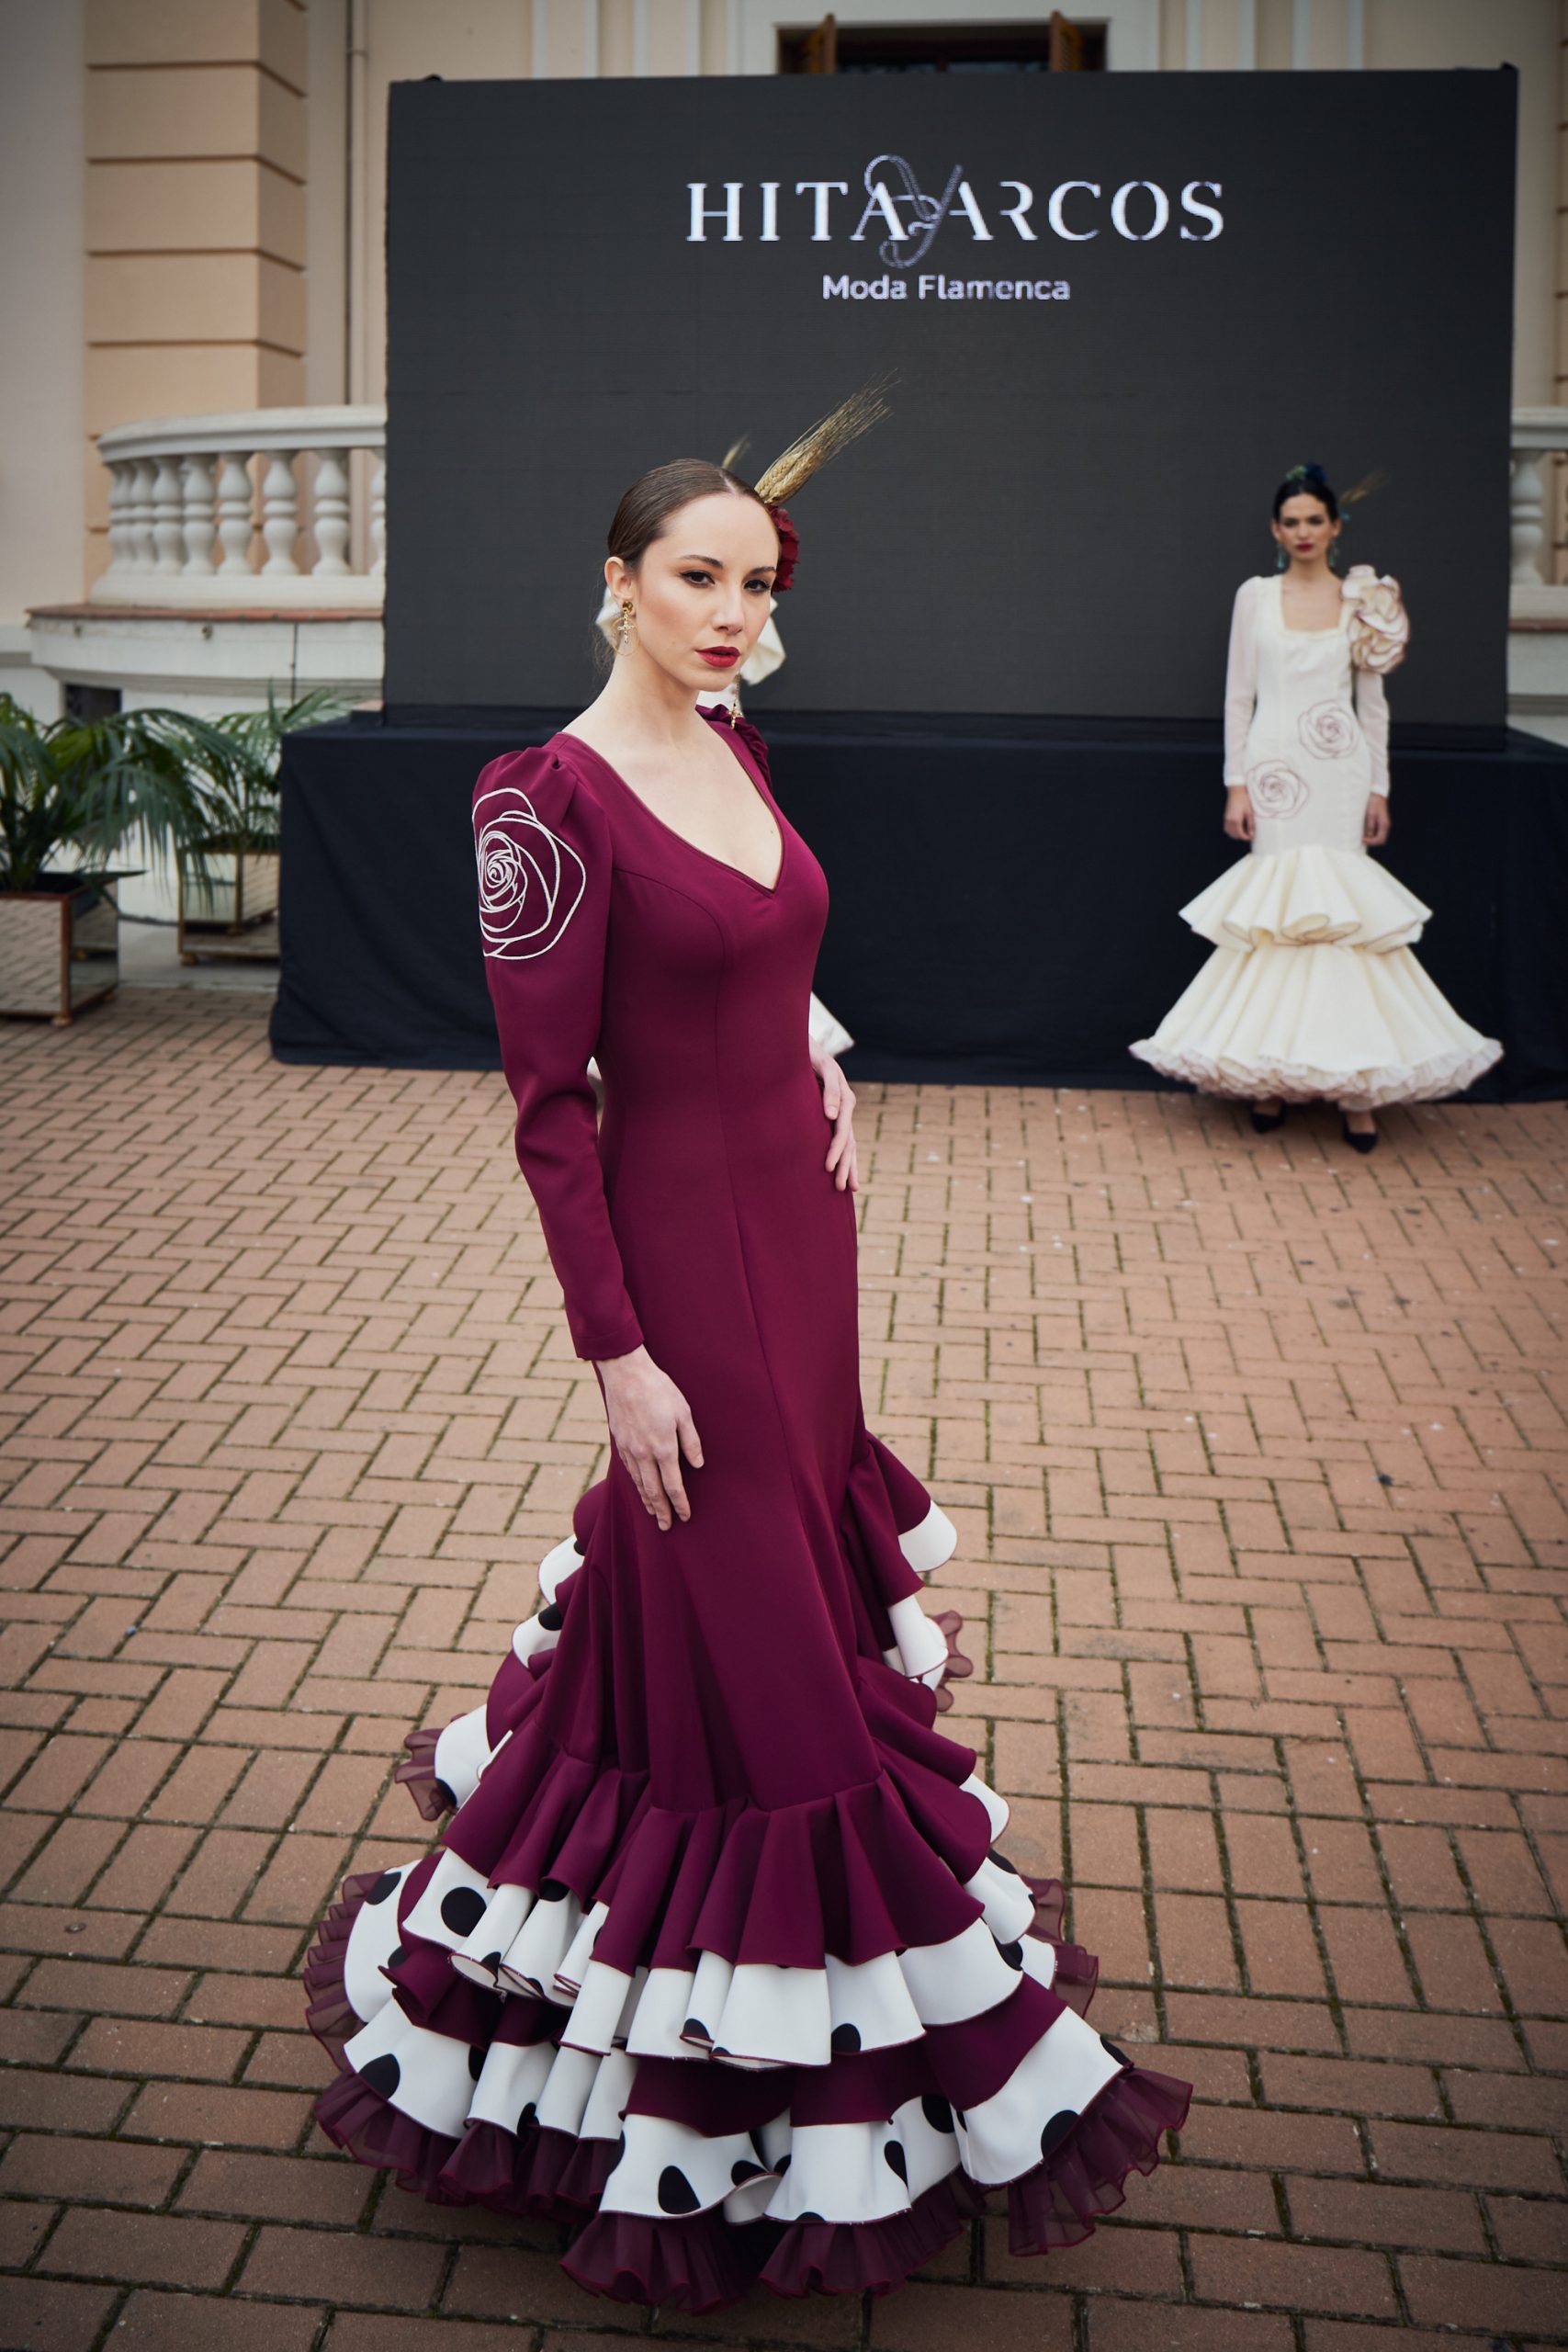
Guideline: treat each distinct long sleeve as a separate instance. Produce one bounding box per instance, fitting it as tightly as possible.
[473,750,643,1363]
[1222,581,1259,789]
[1354,665,1390,797]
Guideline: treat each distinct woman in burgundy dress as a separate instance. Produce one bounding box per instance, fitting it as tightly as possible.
[304,401,1190,2311]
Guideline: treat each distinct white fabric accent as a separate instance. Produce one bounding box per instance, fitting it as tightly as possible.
[956,2005,1122,2188]
[536,1535,581,1605]
[560,1959,634,2055]
[499,1883,581,1996]
[961,1770,1010,1840]
[432,1706,492,1810]
[534,2040,603,2137]
[581,2046,637,2142]
[468,2035,558,2134]
[342,2002,477,2139]
[897,1916,1021,2027]
[1181,842,1429,953]
[448,1881,535,1986]
[555,1899,610,1995]
[340,1865,411,2026]
[603,2109,782,2220]
[625,1967,702,2062]
[963,1856,1036,1944]
[897,1499,957,1578]
[1021,1934,1058,1990]
[686,1947,735,2044]
[886,1593,950,1686]
[403,1849,500,1955]
[825,1950,924,2052]
[709,1962,830,2069]
[1131,937,1501,1110]
[511,1611,561,1667]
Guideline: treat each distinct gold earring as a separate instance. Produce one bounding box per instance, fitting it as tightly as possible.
[617,598,635,652]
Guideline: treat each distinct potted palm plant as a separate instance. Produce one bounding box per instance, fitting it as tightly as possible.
[175,690,341,963]
[0,696,242,1025]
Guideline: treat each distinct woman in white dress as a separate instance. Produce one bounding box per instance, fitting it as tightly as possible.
[1132,464,1500,1150]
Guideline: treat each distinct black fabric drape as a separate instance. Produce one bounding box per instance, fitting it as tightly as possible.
[272,712,1568,1100]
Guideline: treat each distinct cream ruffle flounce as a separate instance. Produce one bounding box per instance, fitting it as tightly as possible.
[1180,844,1429,953]
[1131,938,1501,1109]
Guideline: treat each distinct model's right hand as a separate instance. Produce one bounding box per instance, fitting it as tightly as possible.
[1224,786,1256,842]
[595,1346,703,1531]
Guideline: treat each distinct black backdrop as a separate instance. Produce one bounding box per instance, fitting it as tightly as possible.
[273,713,1568,1101]
[384,70,1516,723]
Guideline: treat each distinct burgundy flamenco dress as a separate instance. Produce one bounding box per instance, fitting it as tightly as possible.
[303,709,1190,2309]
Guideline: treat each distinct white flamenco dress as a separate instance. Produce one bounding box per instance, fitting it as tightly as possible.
[1132,568,1501,1109]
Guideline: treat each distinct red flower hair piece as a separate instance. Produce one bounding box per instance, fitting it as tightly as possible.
[768,502,798,594]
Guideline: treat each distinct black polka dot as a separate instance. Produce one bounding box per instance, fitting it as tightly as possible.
[615,2131,626,2160]
[989,1849,1019,1875]
[571,1539,584,1555]
[537,1878,567,1902]
[775,2153,791,2177]
[657,2165,700,2215]
[440,1885,487,1938]
[997,1939,1024,1969]
[953,2107,965,2128]
[797,2210,824,2223]
[731,2158,768,2185]
[921,2094,953,2134]
[829,2022,861,2054]
[364,1871,399,1905]
[359,2052,400,2098]
[518,2099,537,2131]
[538,1603,563,1631]
[480,1950,502,1973]
[884,2140,908,2182]
[386,1943,406,1968]
[1102,2041,1132,2068]
[682,2018,709,2042]
[468,2044,486,2080]
[1040,2109,1077,2158]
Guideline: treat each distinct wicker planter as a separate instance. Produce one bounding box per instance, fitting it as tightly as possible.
[0,875,123,1024]
[178,847,280,964]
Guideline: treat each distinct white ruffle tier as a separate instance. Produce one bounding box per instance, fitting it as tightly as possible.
[1181,843,1429,953]
[1131,935,1501,1109]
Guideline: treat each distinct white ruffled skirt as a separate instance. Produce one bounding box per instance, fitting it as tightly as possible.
[1131,844,1502,1110]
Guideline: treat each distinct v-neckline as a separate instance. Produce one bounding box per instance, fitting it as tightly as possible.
[555,724,786,898]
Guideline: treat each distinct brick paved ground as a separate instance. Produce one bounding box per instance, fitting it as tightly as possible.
[2,983,1566,2351]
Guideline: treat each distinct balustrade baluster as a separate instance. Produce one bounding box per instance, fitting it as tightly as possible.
[130,458,158,571]
[217,454,255,575]
[1510,450,1549,586]
[104,462,135,577]
[311,448,352,575]
[261,451,301,575]
[370,457,387,577]
[181,455,217,575]
[152,455,186,574]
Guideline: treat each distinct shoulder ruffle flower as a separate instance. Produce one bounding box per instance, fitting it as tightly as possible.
[1342,564,1410,674]
[1247,759,1309,819]
[768,503,799,594]
[473,778,586,960]
[1299,701,1357,759]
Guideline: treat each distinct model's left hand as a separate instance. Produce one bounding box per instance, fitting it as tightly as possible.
[1364,796,1391,847]
[811,1046,859,1193]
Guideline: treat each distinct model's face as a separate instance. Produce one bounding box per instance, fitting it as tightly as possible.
[607,492,777,691]
[1271,494,1341,566]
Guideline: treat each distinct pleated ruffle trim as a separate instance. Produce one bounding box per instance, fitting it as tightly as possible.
[1180,842,1429,953]
[304,1441,1189,2308]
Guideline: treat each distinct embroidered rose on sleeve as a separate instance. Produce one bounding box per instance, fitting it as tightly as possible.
[474,779,587,960]
[1247,760,1309,818]
[1299,701,1357,759]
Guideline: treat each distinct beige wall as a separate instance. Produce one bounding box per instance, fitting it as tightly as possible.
[83,0,310,582]
[0,0,85,620]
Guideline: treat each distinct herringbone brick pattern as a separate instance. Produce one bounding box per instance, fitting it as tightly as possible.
[1,984,1565,2350]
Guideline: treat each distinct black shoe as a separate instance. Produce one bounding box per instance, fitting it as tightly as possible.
[1248,1103,1287,1134]
[1340,1116,1378,1155]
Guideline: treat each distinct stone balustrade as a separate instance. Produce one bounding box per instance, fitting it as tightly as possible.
[1509,408,1568,613]
[91,408,386,608]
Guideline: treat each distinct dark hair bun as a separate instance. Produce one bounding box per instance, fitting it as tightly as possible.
[1272,461,1339,520]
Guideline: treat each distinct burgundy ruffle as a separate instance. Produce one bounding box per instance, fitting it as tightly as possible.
[395,1725,455,1823]
[761,2169,987,2298]
[315,2064,465,2205]
[441,2118,617,2216]
[302,1870,384,2052]
[563,2204,779,2313]
[1007,2062,1191,2254]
